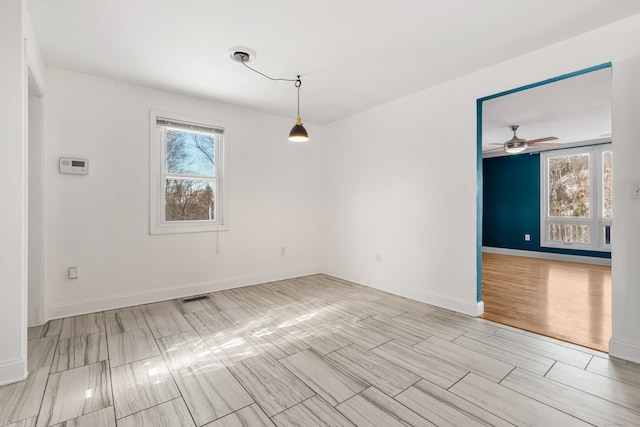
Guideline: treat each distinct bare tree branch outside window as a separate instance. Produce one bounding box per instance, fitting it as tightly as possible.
[165,130,216,221]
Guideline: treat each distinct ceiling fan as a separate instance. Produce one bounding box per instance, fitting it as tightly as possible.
[489,125,559,154]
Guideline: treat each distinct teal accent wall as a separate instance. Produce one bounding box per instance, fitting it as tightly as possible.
[482,153,611,259]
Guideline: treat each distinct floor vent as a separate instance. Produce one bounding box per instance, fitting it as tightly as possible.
[181,295,209,303]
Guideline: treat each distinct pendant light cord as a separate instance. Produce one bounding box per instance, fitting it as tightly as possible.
[236,53,307,139]
[240,59,298,83]
[295,76,301,117]
[240,58,303,118]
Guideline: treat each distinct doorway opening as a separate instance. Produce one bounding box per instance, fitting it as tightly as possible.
[476,63,612,352]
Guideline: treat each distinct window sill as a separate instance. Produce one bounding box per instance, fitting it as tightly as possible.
[540,242,611,253]
[150,222,228,235]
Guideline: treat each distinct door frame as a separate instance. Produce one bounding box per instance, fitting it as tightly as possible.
[475,62,613,303]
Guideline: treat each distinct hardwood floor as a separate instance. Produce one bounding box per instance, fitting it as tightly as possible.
[481,252,611,352]
[3,274,636,426]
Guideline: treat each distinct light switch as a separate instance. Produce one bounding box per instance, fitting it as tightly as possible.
[68,266,78,279]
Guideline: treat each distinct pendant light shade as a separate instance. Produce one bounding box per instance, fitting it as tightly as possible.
[289,116,309,142]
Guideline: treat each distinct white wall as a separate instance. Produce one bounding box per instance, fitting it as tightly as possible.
[324,85,481,314]
[44,68,325,318]
[610,55,640,361]
[324,14,640,361]
[0,0,28,385]
[0,0,46,385]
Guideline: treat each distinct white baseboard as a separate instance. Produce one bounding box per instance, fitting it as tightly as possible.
[609,337,640,364]
[482,246,611,266]
[322,267,482,317]
[404,287,484,317]
[476,300,485,316]
[47,266,322,320]
[0,357,27,386]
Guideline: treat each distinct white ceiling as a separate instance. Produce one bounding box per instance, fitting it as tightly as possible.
[27,0,640,126]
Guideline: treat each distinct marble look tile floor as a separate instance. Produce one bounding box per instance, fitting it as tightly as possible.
[2,274,640,426]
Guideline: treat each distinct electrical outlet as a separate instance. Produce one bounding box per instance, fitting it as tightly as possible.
[632,182,640,200]
[281,246,286,256]
[68,266,78,279]
[376,253,382,263]
[524,234,531,241]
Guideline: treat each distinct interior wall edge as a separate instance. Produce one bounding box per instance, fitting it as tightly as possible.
[46,265,322,320]
[609,54,640,362]
[482,246,612,266]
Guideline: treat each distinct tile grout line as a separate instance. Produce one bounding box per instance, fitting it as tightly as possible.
[444,375,520,427]
[498,365,518,385]
[31,323,61,427]
[584,354,595,371]
[185,299,278,424]
[543,360,557,378]
[336,385,434,426]
[391,377,422,399]
[146,308,199,427]
[100,318,117,427]
[499,366,609,426]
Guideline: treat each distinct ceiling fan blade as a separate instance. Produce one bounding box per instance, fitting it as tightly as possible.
[527,136,558,145]
[483,146,504,152]
[489,143,504,146]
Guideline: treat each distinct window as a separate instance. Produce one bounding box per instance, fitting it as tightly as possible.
[541,144,611,251]
[150,111,226,234]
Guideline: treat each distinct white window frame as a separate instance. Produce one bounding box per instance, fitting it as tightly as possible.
[149,110,229,235]
[540,144,611,252]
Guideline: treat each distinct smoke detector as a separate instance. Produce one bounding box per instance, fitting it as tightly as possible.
[228,47,256,63]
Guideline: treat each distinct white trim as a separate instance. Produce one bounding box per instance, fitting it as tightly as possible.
[476,301,485,316]
[46,266,321,319]
[322,267,483,317]
[482,246,611,266]
[27,65,46,327]
[609,337,640,364]
[403,288,484,317]
[0,357,27,386]
[20,38,29,387]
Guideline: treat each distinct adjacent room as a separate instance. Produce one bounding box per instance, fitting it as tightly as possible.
[2,1,640,426]
[480,66,613,352]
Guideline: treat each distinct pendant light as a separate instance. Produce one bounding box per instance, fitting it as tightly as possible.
[288,76,309,142]
[230,47,309,142]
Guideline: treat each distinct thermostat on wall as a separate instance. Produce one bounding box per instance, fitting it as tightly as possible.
[59,157,89,175]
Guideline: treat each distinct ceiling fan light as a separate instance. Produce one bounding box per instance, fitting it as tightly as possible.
[289,116,309,142]
[504,140,527,154]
